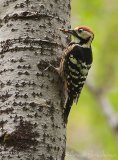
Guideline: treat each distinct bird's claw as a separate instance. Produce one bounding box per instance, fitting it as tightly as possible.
[43,63,59,74]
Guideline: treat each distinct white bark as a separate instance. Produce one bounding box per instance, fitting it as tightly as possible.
[0,0,70,159]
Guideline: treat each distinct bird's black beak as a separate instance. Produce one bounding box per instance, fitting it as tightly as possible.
[59,28,74,35]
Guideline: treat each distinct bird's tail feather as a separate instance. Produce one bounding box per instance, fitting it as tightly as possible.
[64,95,73,123]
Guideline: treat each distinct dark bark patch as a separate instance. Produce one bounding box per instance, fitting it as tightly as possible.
[2,121,39,151]
[0,107,14,115]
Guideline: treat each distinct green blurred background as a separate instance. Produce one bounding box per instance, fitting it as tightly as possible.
[66,0,118,160]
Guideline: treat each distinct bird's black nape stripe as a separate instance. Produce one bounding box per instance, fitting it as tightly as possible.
[73,31,91,45]
[79,36,91,45]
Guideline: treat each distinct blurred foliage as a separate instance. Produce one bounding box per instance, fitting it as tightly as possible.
[66,0,118,160]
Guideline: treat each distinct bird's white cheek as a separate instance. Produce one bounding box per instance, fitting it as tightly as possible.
[81,32,89,39]
[74,37,80,43]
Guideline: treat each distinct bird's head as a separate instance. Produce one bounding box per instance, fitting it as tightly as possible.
[60,26,94,47]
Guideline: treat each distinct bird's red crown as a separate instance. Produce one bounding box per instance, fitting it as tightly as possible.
[75,26,94,34]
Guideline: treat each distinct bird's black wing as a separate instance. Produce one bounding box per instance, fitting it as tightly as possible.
[62,44,92,122]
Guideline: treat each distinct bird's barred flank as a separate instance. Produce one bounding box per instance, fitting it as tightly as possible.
[68,65,80,74]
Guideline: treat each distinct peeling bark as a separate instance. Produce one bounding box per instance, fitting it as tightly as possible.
[0,0,70,159]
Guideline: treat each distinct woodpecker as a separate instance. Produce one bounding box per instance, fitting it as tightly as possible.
[59,26,94,122]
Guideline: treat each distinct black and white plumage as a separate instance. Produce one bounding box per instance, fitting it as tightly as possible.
[59,26,94,122]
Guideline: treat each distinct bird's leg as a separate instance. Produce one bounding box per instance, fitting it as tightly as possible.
[43,63,60,75]
[43,63,55,71]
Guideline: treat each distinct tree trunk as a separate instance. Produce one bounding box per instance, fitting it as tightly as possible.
[0,0,70,159]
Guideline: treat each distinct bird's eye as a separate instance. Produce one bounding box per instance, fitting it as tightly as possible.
[78,29,83,33]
